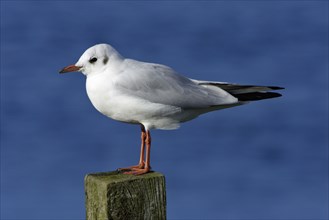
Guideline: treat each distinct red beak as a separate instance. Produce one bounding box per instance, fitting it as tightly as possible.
[59,65,81,74]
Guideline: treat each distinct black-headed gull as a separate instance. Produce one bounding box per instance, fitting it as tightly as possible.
[60,43,283,175]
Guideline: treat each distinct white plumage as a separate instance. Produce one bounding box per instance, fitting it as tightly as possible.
[60,43,283,174]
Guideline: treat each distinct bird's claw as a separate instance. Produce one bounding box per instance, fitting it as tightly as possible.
[118,162,145,171]
[123,167,150,175]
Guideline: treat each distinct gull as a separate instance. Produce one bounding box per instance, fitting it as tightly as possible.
[59,43,283,175]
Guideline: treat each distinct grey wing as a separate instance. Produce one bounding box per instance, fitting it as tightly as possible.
[114,60,238,108]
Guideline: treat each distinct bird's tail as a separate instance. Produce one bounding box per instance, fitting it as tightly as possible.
[196,81,284,101]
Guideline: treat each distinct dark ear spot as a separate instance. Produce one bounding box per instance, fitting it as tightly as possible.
[103,56,109,64]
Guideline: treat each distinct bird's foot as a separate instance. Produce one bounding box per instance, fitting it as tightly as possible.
[122,167,151,175]
[118,162,145,171]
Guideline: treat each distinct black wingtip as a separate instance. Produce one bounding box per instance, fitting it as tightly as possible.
[268,86,285,90]
[235,92,283,101]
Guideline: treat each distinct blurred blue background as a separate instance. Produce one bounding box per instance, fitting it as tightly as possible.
[1,1,328,219]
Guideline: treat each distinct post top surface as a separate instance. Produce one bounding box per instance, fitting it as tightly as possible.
[85,170,165,184]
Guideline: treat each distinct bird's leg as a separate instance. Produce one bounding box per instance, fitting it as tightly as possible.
[123,129,151,175]
[136,125,146,168]
[144,130,151,171]
[119,125,146,171]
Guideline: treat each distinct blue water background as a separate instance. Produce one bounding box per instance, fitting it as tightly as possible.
[1,1,328,219]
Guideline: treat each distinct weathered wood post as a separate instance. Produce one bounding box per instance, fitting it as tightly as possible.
[85,170,166,220]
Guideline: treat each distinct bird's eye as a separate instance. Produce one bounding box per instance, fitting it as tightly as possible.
[89,57,98,63]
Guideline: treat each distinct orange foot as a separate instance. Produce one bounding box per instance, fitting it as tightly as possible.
[123,167,150,175]
[118,162,145,171]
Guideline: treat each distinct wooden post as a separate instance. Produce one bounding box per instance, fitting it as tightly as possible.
[85,170,166,220]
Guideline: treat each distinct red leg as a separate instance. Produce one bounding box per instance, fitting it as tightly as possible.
[144,130,151,171]
[123,128,151,175]
[138,125,146,168]
[119,125,146,171]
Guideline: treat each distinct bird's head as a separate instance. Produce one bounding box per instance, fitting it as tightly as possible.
[59,43,122,76]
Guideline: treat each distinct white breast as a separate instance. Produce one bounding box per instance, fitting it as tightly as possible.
[86,73,117,117]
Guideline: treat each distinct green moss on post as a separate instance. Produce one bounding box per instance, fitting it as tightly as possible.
[85,171,166,220]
